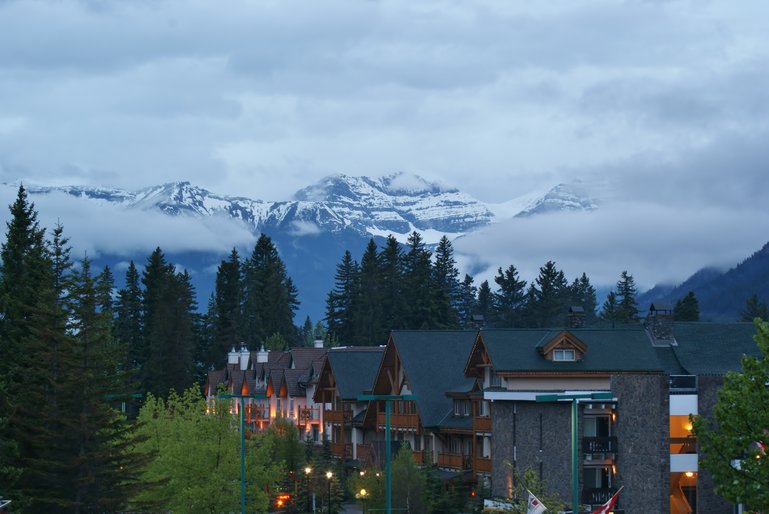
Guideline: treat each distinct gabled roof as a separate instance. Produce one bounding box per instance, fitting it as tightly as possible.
[325,346,385,401]
[671,322,761,375]
[291,347,328,371]
[475,326,663,373]
[382,330,477,428]
[284,368,307,398]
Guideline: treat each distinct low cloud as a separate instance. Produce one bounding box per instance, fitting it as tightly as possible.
[0,188,256,258]
[289,220,322,237]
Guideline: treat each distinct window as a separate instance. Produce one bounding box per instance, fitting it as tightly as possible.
[553,349,576,361]
[454,400,470,417]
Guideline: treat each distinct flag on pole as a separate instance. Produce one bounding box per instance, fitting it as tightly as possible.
[526,490,547,514]
[591,486,623,514]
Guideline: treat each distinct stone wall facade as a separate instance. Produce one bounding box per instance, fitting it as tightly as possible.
[611,374,669,514]
[696,374,733,513]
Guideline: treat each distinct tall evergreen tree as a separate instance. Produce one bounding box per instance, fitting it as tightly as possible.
[0,185,54,504]
[740,293,769,322]
[615,270,639,324]
[432,235,461,328]
[492,265,527,328]
[600,291,620,327]
[526,261,569,328]
[115,261,143,373]
[456,274,478,329]
[674,291,700,321]
[379,235,405,332]
[212,248,243,365]
[242,235,299,347]
[476,280,493,324]
[568,272,598,324]
[325,250,360,344]
[354,239,386,345]
[400,231,436,329]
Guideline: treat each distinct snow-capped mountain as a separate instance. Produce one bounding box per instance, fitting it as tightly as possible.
[19,172,594,240]
[8,173,598,322]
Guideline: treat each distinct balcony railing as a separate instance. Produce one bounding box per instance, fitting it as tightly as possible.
[437,453,471,470]
[473,416,492,433]
[583,436,618,454]
[245,405,270,423]
[330,442,352,459]
[299,406,322,424]
[324,409,351,424]
[473,456,492,474]
[376,412,419,430]
[583,487,620,505]
[670,437,697,454]
[412,451,425,465]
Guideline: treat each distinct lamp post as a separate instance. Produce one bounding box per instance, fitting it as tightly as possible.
[536,392,613,514]
[218,392,267,514]
[326,471,333,514]
[358,488,367,514]
[304,466,312,513]
[357,394,418,514]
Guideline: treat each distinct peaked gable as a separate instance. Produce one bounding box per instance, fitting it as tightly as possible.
[538,330,588,361]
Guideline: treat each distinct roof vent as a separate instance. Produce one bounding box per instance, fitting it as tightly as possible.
[239,344,250,371]
[313,338,324,349]
[227,346,239,365]
[256,344,269,363]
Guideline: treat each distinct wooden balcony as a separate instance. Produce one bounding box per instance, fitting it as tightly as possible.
[412,451,424,465]
[437,453,471,470]
[298,406,322,425]
[473,456,492,474]
[473,416,492,433]
[330,442,352,459]
[376,412,419,430]
[324,409,350,424]
[245,405,270,423]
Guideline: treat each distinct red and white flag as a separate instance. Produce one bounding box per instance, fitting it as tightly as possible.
[526,490,547,514]
[591,486,623,514]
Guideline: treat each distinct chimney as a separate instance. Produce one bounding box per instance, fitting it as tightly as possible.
[227,346,239,365]
[239,344,250,371]
[567,306,585,329]
[646,304,675,345]
[313,338,324,349]
[471,314,485,329]
[256,344,269,363]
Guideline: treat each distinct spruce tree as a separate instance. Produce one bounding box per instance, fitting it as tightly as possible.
[615,270,639,324]
[355,239,386,345]
[456,274,478,329]
[600,291,620,327]
[527,261,569,328]
[492,265,527,328]
[115,261,143,373]
[325,250,360,344]
[242,235,299,347]
[400,231,436,329]
[740,294,769,322]
[0,185,55,504]
[432,235,461,328]
[569,272,598,324]
[476,280,493,323]
[674,291,700,321]
[212,248,243,365]
[379,235,405,331]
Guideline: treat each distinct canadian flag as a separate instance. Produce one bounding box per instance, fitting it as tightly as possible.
[526,490,547,514]
[591,486,623,514]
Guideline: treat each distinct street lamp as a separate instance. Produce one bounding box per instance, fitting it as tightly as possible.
[326,471,333,514]
[304,466,312,513]
[358,394,418,514]
[358,488,368,514]
[536,391,613,514]
[218,392,267,514]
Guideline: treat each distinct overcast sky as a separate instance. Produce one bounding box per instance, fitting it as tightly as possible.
[1,0,769,293]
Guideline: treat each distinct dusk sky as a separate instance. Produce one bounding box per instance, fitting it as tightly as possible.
[1,0,769,293]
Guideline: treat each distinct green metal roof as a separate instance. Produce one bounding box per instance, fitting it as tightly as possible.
[479,326,664,373]
[671,322,761,375]
[389,330,477,429]
[327,347,385,400]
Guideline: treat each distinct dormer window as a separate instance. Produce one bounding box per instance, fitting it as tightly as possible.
[539,331,587,362]
[553,349,576,361]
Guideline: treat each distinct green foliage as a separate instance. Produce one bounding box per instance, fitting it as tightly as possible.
[693,320,769,510]
[525,260,569,328]
[674,291,700,321]
[501,465,566,514]
[614,270,639,323]
[131,387,282,513]
[266,332,290,351]
[492,265,527,328]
